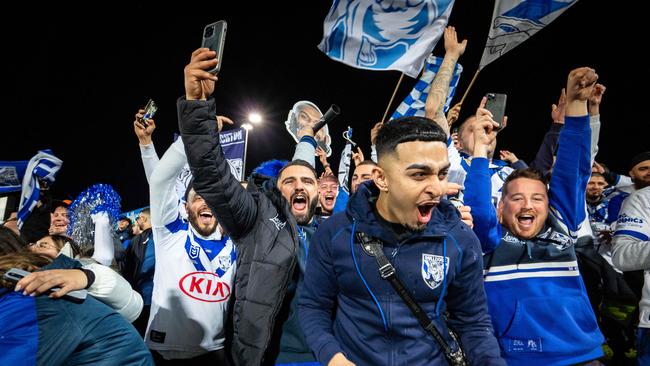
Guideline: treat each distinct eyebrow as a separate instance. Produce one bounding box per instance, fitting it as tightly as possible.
[405,162,450,172]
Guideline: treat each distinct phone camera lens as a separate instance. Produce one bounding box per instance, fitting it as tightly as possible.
[204,26,214,38]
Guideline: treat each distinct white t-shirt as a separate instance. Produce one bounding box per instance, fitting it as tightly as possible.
[613,187,650,328]
[146,137,236,359]
[146,219,235,358]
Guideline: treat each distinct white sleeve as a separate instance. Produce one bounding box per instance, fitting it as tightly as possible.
[140,143,160,184]
[90,212,114,267]
[292,140,316,167]
[150,138,187,227]
[589,115,600,164]
[616,175,633,188]
[83,262,144,323]
[612,188,650,271]
[447,141,466,186]
[371,145,378,163]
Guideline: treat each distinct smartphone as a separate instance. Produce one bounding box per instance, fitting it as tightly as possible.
[201,20,227,74]
[141,99,158,127]
[3,267,88,303]
[484,93,507,129]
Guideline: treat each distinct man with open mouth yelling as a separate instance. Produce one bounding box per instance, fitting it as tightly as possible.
[299,116,504,366]
[315,174,339,218]
[464,67,605,365]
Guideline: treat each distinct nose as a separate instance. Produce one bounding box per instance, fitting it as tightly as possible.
[424,178,443,197]
[522,198,534,209]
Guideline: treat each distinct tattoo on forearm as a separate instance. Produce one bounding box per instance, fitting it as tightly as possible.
[425,56,457,136]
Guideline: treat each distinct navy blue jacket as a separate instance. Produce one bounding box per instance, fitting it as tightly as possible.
[298,182,504,366]
[0,256,153,365]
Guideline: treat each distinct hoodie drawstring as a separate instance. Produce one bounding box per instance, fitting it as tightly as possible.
[434,238,448,318]
[350,220,388,332]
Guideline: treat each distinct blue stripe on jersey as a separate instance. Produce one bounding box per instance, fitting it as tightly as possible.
[165,216,188,233]
[615,230,649,241]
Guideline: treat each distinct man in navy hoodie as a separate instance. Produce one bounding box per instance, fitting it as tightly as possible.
[299,117,504,366]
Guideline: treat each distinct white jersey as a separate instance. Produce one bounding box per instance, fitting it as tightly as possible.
[612,187,650,328]
[146,137,236,359]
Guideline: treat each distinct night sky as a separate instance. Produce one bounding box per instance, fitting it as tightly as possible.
[4,1,646,212]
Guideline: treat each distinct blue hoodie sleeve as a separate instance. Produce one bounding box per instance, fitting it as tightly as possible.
[463,157,502,253]
[549,115,591,233]
[298,222,344,364]
[529,122,563,174]
[446,233,506,366]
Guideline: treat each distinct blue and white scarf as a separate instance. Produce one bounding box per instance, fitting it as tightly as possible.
[17,150,62,229]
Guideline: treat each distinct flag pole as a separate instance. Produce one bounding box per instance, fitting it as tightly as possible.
[381,73,405,123]
[459,69,480,106]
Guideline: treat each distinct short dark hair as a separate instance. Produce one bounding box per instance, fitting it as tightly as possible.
[590,172,605,180]
[277,160,317,181]
[375,116,447,159]
[502,168,547,197]
[356,160,378,168]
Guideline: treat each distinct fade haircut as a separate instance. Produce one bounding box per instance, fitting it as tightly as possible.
[356,160,378,168]
[277,160,318,181]
[501,168,548,197]
[375,116,447,160]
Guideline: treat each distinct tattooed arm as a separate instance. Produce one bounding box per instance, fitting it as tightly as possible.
[424,26,467,137]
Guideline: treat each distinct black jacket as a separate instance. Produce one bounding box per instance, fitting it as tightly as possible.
[179,98,301,366]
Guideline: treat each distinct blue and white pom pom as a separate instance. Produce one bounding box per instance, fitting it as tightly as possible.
[68,183,122,251]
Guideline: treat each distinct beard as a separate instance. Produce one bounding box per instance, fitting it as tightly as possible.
[188,209,218,237]
[294,197,318,225]
[404,223,427,232]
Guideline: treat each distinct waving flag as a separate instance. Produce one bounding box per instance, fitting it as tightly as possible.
[480,0,578,69]
[337,127,355,194]
[17,150,63,229]
[391,55,463,120]
[220,127,247,181]
[320,0,455,78]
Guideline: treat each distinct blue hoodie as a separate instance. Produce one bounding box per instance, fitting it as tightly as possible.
[298,182,505,366]
[464,115,604,365]
[0,255,153,365]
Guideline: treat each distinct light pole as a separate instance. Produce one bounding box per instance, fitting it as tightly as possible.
[240,112,262,180]
[241,123,253,181]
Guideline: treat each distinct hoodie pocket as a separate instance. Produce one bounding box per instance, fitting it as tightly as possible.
[499,296,601,355]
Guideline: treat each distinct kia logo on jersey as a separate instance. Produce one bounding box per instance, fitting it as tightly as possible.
[179,271,231,302]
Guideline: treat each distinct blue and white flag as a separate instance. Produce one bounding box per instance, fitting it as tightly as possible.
[220,127,247,181]
[173,128,248,203]
[17,150,63,229]
[337,127,355,194]
[0,160,28,194]
[319,0,455,78]
[391,55,463,120]
[480,0,578,69]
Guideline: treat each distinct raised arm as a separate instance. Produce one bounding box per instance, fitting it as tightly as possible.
[463,99,502,252]
[134,108,160,183]
[178,48,258,240]
[90,212,115,266]
[424,26,467,137]
[529,88,564,173]
[549,67,597,234]
[149,137,188,228]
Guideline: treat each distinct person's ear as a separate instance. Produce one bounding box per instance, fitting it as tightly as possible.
[497,200,504,223]
[373,166,388,192]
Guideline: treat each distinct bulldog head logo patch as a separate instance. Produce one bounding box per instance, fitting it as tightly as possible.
[422,254,449,290]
